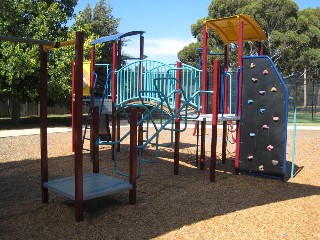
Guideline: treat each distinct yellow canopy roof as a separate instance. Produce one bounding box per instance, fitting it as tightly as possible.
[205,14,266,44]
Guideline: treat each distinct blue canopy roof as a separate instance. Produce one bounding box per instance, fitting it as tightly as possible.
[90,31,145,45]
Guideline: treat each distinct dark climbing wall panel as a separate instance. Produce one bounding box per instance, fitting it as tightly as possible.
[239,56,289,178]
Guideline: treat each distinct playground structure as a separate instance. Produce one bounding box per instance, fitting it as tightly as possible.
[84,14,294,183]
[0,14,297,222]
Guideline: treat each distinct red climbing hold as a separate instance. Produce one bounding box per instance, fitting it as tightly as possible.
[263,69,269,75]
[267,145,274,151]
[273,116,279,122]
[262,124,269,129]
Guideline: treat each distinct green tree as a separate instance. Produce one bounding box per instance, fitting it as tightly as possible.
[0,0,77,124]
[178,0,320,79]
[71,0,120,63]
[70,0,120,97]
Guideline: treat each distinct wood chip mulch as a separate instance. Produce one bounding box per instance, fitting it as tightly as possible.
[0,127,319,240]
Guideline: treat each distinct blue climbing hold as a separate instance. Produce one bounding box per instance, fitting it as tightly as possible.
[260,108,266,114]
[248,99,254,104]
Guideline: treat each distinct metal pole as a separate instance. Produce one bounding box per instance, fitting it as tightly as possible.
[174,62,182,175]
[111,42,117,161]
[129,108,138,205]
[235,20,244,175]
[74,32,84,222]
[224,44,229,114]
[71,61,75,152]
[40,45,48,203]
[201,25,208,114]
[90,46,96,161]
[92,106,99,173]
[0,35,53,45]
[210,59,219,182]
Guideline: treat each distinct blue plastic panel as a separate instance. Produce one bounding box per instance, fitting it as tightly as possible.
[44,173,132,201]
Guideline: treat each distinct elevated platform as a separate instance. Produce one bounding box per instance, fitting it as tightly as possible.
[188,113,240,122]
[44,173,132,201]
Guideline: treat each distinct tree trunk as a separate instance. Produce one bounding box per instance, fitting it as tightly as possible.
[11,99,21,125]
[303,66,307,108]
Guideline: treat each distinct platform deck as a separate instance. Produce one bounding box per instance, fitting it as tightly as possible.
[44,173,132,201]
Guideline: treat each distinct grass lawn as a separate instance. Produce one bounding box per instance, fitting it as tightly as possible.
[0,110,319,130]
[288,111,320,126]
[0,114,73,130]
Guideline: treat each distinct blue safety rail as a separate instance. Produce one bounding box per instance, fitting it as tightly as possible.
[98,76,205,176]
[115,60,202,110]
[220,71,238,115]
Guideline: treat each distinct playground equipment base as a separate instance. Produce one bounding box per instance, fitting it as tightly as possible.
[44,173,132,201]
[188,113,240,122]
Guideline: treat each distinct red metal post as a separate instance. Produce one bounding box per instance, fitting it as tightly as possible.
[201,25,208,114]
[138,112,143,147]
[235,20,244,175]
[210,59,220,182]
[200,119,206,170]
[129,108,138,205]
[222,45,229,164]
[111,42,117,161]
[116,116,120,152]
[222,121,227,164]
[92,106,99,173]
[259,42,263,56]
[40,45,48,203]
[74,32,84,222]
[174,62,182,175]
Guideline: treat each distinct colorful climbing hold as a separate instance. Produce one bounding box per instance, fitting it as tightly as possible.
[248,99,254,104]
[273,116,279,122]
[262,124,269,129]
[250,133,256,137]
[250,63,255,68]
[271,87,277,92]
[259,90,266,95]
[247,155,254,161]
[260,108,266,114]
[258,165,264,171]
[252,77,258,82]
[263,69,269,75]
[272,160,279,165]
[267,145,274,151]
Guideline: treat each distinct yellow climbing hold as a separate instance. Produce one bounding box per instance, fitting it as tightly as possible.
[271,87,277,92]
[250,63,255,68]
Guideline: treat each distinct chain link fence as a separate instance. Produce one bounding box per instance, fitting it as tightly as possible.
[285,77,320,123]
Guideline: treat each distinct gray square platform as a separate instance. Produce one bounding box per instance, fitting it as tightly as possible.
[44,173,132,201]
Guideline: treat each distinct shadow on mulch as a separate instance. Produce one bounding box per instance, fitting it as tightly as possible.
[0,144,319,239]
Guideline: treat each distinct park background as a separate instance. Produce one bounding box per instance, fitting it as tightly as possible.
[0,0,319,124]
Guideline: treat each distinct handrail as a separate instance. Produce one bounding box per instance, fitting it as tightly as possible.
[289,96,297,178]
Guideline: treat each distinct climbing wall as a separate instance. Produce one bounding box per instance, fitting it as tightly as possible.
[239,56,289,179]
